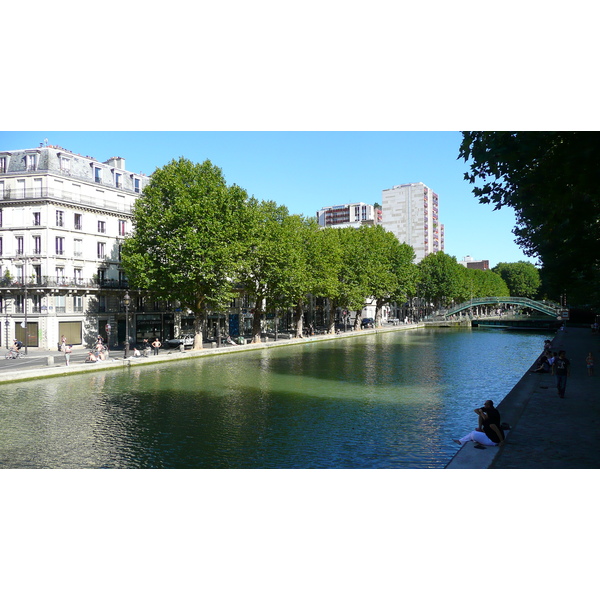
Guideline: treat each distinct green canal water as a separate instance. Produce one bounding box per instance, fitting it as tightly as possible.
[0,328,548,468]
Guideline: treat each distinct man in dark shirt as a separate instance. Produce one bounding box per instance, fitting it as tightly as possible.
[454,400,505,447]
[552,350,571,398]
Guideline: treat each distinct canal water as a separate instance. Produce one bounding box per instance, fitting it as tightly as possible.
[0,328,548,469]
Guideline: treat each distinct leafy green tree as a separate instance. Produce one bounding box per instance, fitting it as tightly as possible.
[492,261,541,298]
[310,227,348,334]
[239,199,293,343]
[278,215,318,338]
[360,226,418,326]
[459,131,600,305]
[417,252,464,309]
[462,267,510,299]
[121,158,250,349]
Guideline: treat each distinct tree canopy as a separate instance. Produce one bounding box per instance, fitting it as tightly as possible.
[459,131,600,306]
[492,261,541,298]
[121,158,250,348]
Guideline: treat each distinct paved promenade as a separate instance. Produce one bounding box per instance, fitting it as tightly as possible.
[448,324,600,469]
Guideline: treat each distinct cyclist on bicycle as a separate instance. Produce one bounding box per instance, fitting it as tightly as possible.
[13,339,23,351]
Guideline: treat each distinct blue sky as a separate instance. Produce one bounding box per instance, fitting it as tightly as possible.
[1,130,530,268]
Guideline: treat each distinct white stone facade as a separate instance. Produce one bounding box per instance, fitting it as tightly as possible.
[0,144,150,350]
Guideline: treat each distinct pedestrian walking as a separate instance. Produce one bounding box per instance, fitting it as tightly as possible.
[65,344,72,366]
[552,350,571,398]
[586,352,594,376]
[152,338,161,355]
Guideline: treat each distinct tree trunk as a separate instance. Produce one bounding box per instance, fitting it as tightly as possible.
[326,299,336,334]
[251,310,264,343]
[251,296,265,344]
[193,313,204,350]
[294,301,304,338]
[374,301,384,328]
[353,309,362,331]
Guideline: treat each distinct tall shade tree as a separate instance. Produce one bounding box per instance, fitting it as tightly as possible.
[239,200,302,343]
[268,215,317,338]
[358,225,418,327]
[492,261,541,298]
[460,266,510,301]
[417,252,464,309]
[310,226,347,334]
[459,131,600,305]
[121,158,250,349]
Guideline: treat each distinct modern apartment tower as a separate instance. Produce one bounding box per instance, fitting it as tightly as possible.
[317,202,380,229]
[381,182,444,262]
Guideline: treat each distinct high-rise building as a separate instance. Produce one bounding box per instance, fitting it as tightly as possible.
[380,182,444,262]
[0,143,150,350]
[317,202,380,229]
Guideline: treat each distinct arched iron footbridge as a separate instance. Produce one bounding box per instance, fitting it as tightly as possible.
[444,297,561,318]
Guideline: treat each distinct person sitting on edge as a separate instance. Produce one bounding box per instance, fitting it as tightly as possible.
[85,351,97,363]
[453,400,505,447]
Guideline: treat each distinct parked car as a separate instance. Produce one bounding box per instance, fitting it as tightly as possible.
[165,334,194,348]
[361,318,374,329]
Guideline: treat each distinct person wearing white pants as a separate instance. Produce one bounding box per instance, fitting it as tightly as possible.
[454,400,505,447]
[457,430,498,446]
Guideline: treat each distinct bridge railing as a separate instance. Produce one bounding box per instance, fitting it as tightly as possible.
[442,297,561,318]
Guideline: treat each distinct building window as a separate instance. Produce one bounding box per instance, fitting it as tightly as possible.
[33,236,41,255]
[98,220,106,233]
[74,296,83,312]
[134,178,141,193]
[16,236,24,255]
[25,153,38,171]
[94,166,102,184]
[115,172,122,189]
[74,268,82,283]
[56,267,65,284]
[74,239,82,258]
[55,237,64,255]
[97,242,105,259]
[97,269,106,283]
[60,156,71,173]
[33,212,41,226]
[118,220,126,236]
[55,295,66,313]
[56,210,64,227]
[32,294,42,313]
[0,237,2,256]
[74,214,82,230]
[33,264,41,284]
[0,156,8,173]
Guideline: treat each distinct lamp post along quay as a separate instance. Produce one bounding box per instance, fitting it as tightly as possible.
[123,290,131,358]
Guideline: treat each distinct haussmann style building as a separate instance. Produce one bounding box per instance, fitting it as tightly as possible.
[0,144,152,351]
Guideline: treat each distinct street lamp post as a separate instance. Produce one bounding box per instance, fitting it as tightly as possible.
[123,291,131,358]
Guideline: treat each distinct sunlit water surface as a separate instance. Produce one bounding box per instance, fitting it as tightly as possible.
[0,328,547,468]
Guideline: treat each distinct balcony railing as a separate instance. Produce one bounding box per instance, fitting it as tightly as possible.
[0,276,129,290]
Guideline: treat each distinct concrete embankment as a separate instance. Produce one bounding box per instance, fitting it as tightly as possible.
[446,325,600,469]
[0,323,424,385]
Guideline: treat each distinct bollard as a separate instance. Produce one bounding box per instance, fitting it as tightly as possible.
[211,341,217,348]
[179,343,184,352]
[47,356,54,366]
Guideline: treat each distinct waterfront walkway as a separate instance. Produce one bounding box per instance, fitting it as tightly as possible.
[447,324,600,469]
